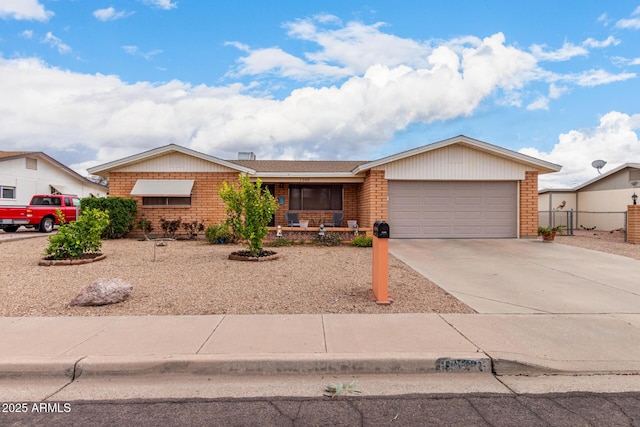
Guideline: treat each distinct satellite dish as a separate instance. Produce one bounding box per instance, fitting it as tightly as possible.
[591,160,607,174]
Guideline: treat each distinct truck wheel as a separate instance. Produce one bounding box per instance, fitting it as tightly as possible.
[39,217,55,233]
[2,226,19,233]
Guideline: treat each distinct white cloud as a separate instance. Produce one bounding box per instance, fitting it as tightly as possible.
[141,0,177,10]
[548,83,569,99]
[616,6,640,29]
[526,96,549,111]
[631,58,640,65]
[228,46,352,81]
[0,33,539,171]
[42,32,71,54]
[93,7,132,21]
[0,17,635,175]
[530,42,588,61]
[0,0,53,22]
[582,35,620,48]
[21,30,34,39]
[520,111,640,188]
[122,46,162,60]
[562,69,636,87]
[597,13,611,26]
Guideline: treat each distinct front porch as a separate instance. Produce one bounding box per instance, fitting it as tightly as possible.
[265,226,371,242]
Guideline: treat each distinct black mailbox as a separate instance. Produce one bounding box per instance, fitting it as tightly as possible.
[373,221,390,238]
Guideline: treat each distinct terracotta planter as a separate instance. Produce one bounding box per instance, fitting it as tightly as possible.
[541,231,557,242]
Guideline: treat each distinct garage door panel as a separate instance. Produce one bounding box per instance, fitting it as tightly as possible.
[389,181,517,238]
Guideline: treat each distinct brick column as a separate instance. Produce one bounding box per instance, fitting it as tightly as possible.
[519,171,538,237]
[358,170,387,228]
[628,205,640,244]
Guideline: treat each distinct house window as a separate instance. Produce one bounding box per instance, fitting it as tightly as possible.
[289,185,343,210]
[142,197,191,206]
[1,186,16,199]
[25,158,37,170]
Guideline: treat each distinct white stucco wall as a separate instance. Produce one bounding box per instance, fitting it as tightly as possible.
[0,157,106,205]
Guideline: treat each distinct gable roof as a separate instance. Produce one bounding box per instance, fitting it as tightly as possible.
[353,135,562,174]
[88,135,562,179]
[540,163,640,194]
[0,151,107,189]
[87,144,255,176]
[573,163,640,191]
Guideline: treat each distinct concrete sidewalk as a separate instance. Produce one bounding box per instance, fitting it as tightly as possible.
[3,237,640,400]
[2,313,640,400]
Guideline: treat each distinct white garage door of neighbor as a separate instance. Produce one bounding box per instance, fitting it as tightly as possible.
[388,181,517,238]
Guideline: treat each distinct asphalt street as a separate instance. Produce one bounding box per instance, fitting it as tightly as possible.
[2,392,640,426]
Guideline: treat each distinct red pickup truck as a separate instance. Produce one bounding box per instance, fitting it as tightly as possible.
[0,194,81,233]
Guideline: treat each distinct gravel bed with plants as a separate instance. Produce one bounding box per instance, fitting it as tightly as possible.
[0,237,475,317]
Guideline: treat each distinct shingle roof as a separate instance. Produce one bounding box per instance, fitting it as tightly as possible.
[229,160,368,173]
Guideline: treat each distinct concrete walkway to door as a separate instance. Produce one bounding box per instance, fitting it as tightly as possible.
[389,239,640,314]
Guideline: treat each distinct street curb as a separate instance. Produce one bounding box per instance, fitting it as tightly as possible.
[0,353,492,380]
[74,353,493,378]
[0,357,78,379]
[492,357,640,377]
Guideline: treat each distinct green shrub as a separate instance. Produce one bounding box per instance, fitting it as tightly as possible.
[44,208,109,259]
[205,223,232,244]
[81,197,137,239]
[350,235,373,247]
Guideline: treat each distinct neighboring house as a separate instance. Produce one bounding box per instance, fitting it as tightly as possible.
[0,151,107,205]
[539,163,640,231]
[87,135,560,239]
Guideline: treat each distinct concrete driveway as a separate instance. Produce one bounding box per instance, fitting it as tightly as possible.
[389,239,640,314]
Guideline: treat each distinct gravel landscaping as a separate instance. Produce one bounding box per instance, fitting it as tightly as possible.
[0,236,475,317]
[555,229,640,260]
[2,229,638,317]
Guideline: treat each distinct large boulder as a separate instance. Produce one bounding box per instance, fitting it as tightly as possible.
[69,278,133,307]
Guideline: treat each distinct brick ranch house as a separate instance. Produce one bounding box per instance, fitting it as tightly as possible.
[87,135,561,239]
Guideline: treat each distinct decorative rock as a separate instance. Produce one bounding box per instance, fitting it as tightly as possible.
[69,278,133,307]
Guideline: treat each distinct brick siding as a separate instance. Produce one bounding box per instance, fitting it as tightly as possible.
[109,171,239,230]
[358,170,387,228]
[628,205,640,244]
[519,171,539,237]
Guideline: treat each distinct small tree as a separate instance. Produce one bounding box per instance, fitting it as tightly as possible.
[218,174,277,255]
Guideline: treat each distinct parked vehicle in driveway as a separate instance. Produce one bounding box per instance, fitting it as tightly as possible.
[0,194,80,233]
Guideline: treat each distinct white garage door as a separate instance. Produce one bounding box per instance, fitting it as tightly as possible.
[388,181,517,238]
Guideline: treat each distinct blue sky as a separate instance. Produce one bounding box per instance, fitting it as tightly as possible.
[1,1,639,188]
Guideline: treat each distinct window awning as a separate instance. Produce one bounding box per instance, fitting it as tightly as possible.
[50,184,70,194]
[130,179,194,197]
